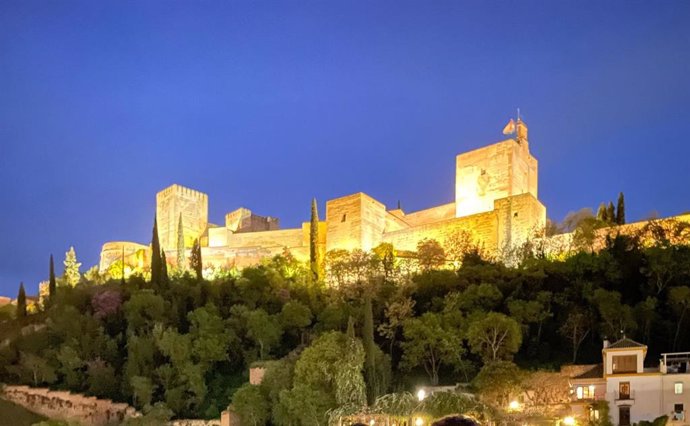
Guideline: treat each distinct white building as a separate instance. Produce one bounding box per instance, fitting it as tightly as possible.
[569,338,690,426]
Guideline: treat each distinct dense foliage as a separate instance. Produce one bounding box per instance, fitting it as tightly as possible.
[1,219,690,422]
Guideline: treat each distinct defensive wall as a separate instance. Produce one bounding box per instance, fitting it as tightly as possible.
[0,385,138,425]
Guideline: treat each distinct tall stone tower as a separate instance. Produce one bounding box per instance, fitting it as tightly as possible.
[455,119,538,218]
[156,184,209,251]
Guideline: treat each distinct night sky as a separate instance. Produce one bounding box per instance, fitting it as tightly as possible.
[1,1,689,296]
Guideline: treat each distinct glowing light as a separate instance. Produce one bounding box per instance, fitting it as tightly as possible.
[369,420,375,426]
[563,417,576,426]
[417,389,427,401]
[415,418,424,426]
[509,400,521,410]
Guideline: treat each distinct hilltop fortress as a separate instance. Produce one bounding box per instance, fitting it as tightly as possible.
[100,118,550,274]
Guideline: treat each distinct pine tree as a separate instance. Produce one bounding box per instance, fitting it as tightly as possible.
[151,215,162,285]
[17,282,27,319]
[189,238,203,281]
[49,254,56,301]
[309,198,320,282]
[597,203,608,222]
[63,246,81,287]
[176,214,185,272]
[616,192,626,225]
[607,202,616,224]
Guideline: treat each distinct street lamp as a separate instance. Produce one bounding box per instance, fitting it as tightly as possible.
[415,417,424,426]
[509,400,521,411]
[563,417,576,426]
[417,389,427,401]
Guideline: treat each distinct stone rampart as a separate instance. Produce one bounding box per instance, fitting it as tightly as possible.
[170,420,221,426]
[0,385,138,425]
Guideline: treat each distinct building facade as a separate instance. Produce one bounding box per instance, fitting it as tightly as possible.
[99,119,547,274]
[569,338,690,426]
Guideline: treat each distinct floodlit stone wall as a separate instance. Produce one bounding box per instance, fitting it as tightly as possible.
[399,202,456,227]
[98,241,150,274]
[1,385,138,426]
[157,184,209,251]
[383,210,499,253]
[455,136,538,218]
[325,193,387,252]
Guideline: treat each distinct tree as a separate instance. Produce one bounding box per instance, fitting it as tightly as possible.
[467,312,522,362]
[417,238,446,271]
[176,213,186,273]
[607,202,615,225]
[309,198,321,282]
[559,309,591,363]
[161,250,170,287]
[592,289,636,338]
[246,309,283,360]
[400,312,464,385]
[668,286,690,351]
[275,331,366,425]
[378,297,415,356]
[49,254,57,301]
[597,203,608,222]
[16,282,27,318]
[151,215,163,285]
[232,384,270,426]
[473,361,524,407]
[616,192,626,225]
[189,238,203,280]
[63,246,81,286]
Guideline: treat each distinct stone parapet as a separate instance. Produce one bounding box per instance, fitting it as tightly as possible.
[0,385,139,425]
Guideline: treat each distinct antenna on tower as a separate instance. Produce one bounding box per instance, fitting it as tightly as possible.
[517,107,521,121]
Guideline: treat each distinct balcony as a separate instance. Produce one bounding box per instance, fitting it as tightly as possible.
[611,390,635,404]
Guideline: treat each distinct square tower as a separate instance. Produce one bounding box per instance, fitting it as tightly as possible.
[455,122,538,218]
[325,193,387,252]
[156,184,209,251]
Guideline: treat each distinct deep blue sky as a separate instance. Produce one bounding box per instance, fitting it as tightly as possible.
[1,1,689,296]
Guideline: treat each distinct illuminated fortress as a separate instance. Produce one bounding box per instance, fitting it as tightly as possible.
[99,119,547,273]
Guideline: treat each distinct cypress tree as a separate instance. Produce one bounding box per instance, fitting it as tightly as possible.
[309,198,320,282]
[176,213,185,272]
[151,215,162,285]
[616,192,626,225]
[17,282,27,319]
[363,294,377,404]
[48,254,56,301]
[607,202,615,224]
[596,203,607,222]
[190,238,203,281]
[161,250,170,287]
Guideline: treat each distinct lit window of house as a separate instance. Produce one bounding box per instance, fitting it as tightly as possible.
[576,385,595,399]
[675,383,684,395]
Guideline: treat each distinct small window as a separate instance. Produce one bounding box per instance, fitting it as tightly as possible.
[480,169,487,175]
[675,404,684,413]
[675,383,684,395]
[513,212,519,218]
[341,214,347,222]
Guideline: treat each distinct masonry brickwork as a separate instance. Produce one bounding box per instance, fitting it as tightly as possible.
[97,120,565,274]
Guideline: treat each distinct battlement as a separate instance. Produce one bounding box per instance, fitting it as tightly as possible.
[101,118,551,273]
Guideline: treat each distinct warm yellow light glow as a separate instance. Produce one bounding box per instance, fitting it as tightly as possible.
[417,389,426,401]
[509,400,521,410]
[563,417,576,426]
[415,418,424,426]
[369,420,375,426]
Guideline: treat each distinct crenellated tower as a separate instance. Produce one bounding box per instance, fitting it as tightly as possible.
[156,184,208,251]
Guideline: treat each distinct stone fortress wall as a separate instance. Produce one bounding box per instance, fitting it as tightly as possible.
[1,385,138,425]
[101,118,655,275]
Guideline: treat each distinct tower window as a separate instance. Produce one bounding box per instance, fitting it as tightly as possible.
[341,214,347,222]
[676,383,683,394]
